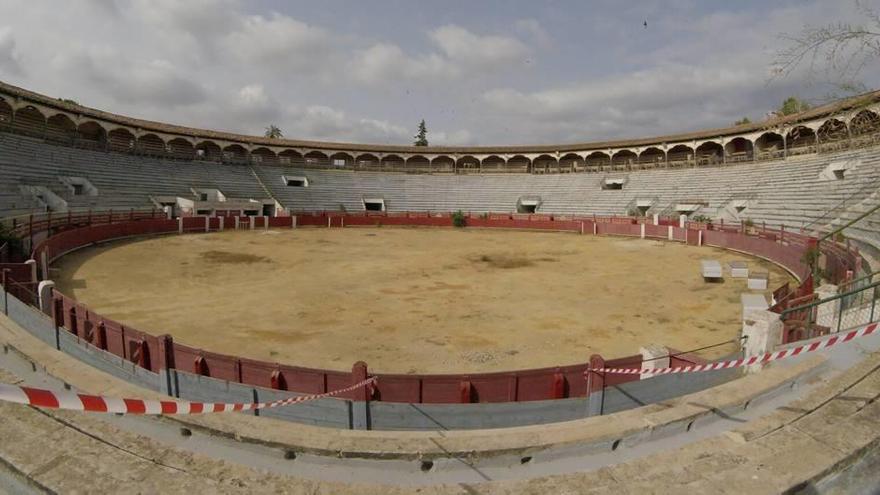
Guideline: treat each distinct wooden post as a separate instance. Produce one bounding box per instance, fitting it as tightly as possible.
[351,361,371,430]
[586,354,605,417]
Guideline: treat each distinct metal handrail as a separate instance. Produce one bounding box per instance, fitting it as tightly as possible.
[780,280,880,318]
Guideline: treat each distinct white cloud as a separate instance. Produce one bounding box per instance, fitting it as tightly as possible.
[0,0,862,146]
[351,43,453,83]
[238,84,271,106]
[0,27,23,76]
[221,13,340,74]
[428,25,530,69]
[514,19,551,48]
[351,25,532,85]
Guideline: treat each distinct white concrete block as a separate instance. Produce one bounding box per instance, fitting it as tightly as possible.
[638,343,670,380]
[742,309,783,373]
[748,272,769,290]
[701,259,722,279]
[729,261,749,278]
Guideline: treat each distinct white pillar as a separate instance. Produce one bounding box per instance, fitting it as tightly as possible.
[25,259,37,282]
[698,230,703,246]
[249,217,255,230]
[264,216,269,230]
[653,213,659,225]
[291,216,297,229]
[580,221,584,235]
[741,310,784,374]
[593,222,598,235]
[679,214,687,228]
[205,216,210,233]
[815,284,839,329]
[667,225,673,241]
[234,217,240,230]
[178,217,183,234]
[640,223,646,239]
[219,216,224,231]
[639,344,670,380]
[37,280,55,315]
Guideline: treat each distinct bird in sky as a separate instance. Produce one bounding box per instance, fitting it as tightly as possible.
[644,20,648,28]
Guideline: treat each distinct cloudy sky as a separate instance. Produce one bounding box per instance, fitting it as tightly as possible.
[0,0,878,146]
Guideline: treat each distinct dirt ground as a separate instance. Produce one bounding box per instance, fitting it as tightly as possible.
[51,228,793,374]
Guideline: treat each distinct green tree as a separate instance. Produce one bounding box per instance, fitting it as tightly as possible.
[778,97,811,116]
[413,119,428,146]
[734,117,751,125]
[264,125,283,139]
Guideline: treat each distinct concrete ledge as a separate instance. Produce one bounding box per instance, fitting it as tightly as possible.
[0,310,825,461]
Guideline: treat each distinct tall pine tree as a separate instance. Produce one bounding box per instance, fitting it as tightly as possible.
[414,120,428,146]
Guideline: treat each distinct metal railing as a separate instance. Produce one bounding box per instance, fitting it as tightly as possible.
[780,280,880,342]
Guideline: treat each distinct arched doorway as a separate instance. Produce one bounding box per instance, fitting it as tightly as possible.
[755,132,785,160]
[723,138,754,162]
[695,142,723,166]
[46,114,77,144]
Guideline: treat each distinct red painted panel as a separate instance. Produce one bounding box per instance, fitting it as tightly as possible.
[278,364,329,394]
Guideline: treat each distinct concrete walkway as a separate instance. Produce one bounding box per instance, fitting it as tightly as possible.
[1,310,880,492]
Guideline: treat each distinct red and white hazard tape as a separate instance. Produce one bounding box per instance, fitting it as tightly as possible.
[0,377,376,415]
[587,322,879,376]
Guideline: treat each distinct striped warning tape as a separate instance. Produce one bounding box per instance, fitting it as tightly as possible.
[586,322,879,376]
[0,377,376,414]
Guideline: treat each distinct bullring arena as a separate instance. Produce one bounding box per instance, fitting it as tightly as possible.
[54,229,791,372]
[2,75,880,493]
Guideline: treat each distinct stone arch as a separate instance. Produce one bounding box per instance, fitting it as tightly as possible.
[695,141,723,165]
[611,149,637,167]
[107,128,136,152]
[45,113,77,143]
[755,132,785,158]
[304,150,329,167]
[168,138,195,159]
[251,147,278,164]
[507,155,530,172]
[482,155,507,171]
[76,121,107,148]
[355,153,379,168]
[279,149,303,165]
[12,105,45,136]
[638,147,665,165]
[559,152,584,172]
[532,154,558,173]
[585,151,610,170]
[137,133,167,156]
[456,155,480,172]
[430,155,455,172]
[849,109,880,137]
[723,137,754,162]
[817,118,848,142]
[405,154,430,170]
[195,141,223,161]
[666,144,694,165]
[329,152,354,168]
[0,97,12,125]
[223,144,249,163]
[785,125,816,152]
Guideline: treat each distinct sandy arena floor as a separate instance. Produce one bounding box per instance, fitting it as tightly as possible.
[51,228,793,373]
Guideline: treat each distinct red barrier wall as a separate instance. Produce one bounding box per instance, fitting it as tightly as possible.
[0,263,32,282]
[22,212,859,404]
